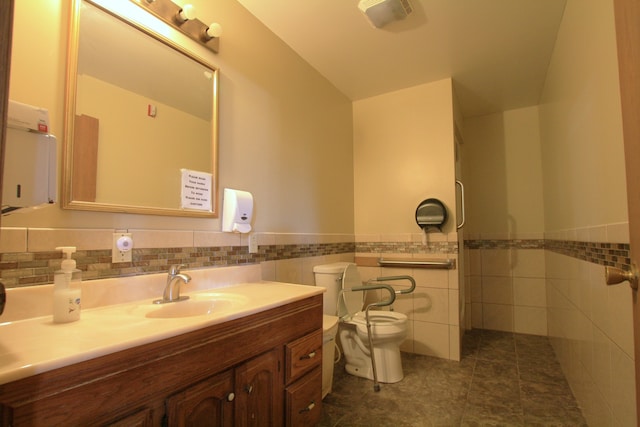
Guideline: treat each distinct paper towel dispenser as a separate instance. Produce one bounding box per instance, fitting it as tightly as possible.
[2,100,57,215]
[415,198,447,231]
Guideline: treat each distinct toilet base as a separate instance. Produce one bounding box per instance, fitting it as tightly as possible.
[339,326,404,383]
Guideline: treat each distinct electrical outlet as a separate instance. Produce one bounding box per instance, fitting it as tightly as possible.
[249,233,258,254]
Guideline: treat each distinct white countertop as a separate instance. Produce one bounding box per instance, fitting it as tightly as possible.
[0,281,323,386]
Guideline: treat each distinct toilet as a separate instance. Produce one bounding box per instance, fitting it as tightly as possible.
[313,262,408,384]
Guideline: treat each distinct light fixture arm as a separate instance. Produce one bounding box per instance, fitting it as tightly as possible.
[132,0,221,53]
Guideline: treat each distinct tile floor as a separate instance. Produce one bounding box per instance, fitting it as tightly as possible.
[319,329,587,426]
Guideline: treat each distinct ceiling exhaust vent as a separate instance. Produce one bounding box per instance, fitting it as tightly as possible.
[358,0,413,29]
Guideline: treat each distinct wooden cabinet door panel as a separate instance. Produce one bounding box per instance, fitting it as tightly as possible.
[166,370,234,427]
[235,349,283,427]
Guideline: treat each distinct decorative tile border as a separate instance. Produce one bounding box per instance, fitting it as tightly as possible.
[464,239,545,250]
[355,241,458,254]
[0,242,355,288]
[1,237,630,288]
[464,239,630,271]
[544,239,630,270]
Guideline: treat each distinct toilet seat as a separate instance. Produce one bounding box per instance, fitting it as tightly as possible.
[338,264,408,338]
[350,311,407,338]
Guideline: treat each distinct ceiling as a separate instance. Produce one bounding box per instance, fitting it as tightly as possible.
[237,0,567,118]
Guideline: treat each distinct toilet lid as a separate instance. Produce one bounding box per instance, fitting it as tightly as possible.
[338,263,364,319]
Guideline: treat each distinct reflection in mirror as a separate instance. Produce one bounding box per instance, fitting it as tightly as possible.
[63,0,218,217]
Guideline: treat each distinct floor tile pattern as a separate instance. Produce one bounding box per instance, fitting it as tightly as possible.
[320,329,587,426]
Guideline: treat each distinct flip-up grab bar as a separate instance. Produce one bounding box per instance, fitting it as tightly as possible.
[347,275,416,392]
[366,275,416,295]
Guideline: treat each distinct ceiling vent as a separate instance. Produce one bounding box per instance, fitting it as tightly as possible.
[358,0,413,28]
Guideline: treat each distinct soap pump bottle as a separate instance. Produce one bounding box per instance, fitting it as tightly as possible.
[53,246,82,323]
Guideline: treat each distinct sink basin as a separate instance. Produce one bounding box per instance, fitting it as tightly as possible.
[145,293,248,319]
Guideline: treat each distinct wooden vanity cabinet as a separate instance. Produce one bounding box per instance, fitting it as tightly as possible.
[0,294,323,427]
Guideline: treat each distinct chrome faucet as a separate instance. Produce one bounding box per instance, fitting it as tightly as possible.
[154,264,192,304]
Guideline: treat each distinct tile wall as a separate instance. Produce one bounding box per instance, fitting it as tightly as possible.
[0,227,354,288]
[545,223,636,427]
[464,223,635,426]
[354,231,462,361]
[466,233,548,335]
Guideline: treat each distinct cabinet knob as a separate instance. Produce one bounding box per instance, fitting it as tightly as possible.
[299,400,316,414]
[227,392,235,402]
[300,351,317,360]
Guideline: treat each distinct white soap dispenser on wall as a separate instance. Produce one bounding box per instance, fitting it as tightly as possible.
[53,246,82,323]
[222,188,254,233]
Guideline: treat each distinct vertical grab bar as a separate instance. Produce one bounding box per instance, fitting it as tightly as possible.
[455,180,465,229]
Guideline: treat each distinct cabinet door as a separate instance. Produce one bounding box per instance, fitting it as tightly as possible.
[107,408,153,427]
[166,370,235,427]
[235,348,283,427]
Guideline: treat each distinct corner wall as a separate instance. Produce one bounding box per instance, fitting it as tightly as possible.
[353,79,462,360]
[539,0,635,424]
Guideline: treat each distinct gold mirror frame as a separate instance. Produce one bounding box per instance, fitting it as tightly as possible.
[63,0,219,217]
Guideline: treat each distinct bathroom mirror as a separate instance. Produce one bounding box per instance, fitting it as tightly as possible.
[63,0,219,217]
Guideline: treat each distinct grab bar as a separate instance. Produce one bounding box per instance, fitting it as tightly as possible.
[456,179,465,229]
[378,258,455,269]
[366,275,416,295]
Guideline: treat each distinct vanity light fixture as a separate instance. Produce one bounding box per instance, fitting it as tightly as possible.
[131,0,220,53]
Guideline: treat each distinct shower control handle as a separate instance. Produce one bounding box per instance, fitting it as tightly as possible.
[605,263,638,290]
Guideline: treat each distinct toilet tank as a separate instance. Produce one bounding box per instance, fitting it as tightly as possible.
[313,262,351,316]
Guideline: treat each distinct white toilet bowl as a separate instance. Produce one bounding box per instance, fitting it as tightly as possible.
[340,307,407,383]
[313,262,409,384]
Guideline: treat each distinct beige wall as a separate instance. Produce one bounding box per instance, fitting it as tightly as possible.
[7,0,354,234]
[353,78,457,235]
[463,106,545,237]
[539,0,626,232]
[462,106,547,336]
[78,75,211,207]
[539,0,634,425]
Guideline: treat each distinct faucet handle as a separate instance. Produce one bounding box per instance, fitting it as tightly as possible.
[169,264,186,275]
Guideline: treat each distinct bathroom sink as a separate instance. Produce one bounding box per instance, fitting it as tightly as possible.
[145,293,248,319]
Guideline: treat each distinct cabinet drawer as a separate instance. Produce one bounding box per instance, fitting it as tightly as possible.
[285,329,322,383]
[285,367,322,427]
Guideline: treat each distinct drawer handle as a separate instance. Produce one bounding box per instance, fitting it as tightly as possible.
[300,351,317,360]
[299,400,316,414]
[245,384,253,394]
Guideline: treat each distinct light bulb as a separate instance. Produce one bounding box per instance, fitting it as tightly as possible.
[177,4,196,22]
[205,22,222,39]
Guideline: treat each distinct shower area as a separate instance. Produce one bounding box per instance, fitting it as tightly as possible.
[352,3,637,417]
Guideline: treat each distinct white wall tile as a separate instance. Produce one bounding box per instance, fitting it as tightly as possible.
[413,320,449,358]
[513,306,546,335]
[513,277,546,307]
[511,249,545,278]
[482,303,513,332]
[412,288,449,324]
[482,276,513,305]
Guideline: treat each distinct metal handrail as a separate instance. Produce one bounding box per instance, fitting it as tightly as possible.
[378,258,455,269]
